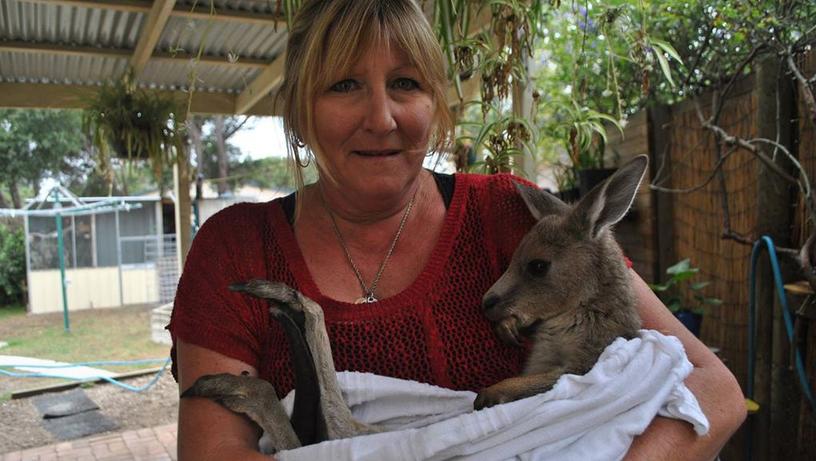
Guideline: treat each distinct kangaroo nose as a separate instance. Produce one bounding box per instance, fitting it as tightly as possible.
[482,293,500,312]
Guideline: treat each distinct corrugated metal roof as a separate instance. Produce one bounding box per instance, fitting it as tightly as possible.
[1,1,143,48]
[0,0,288,113]
[0,51,127,84]
[158,15,285,62]
[175,0,280,15]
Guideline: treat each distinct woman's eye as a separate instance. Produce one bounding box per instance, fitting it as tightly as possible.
[329,79,358,93]
[391,78,420,91]
[526,259,550,277]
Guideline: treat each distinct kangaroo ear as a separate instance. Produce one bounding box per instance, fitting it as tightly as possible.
[514,182,570,221]
[571,155,648,239]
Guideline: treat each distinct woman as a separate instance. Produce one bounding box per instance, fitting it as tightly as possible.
[169,1,746,459]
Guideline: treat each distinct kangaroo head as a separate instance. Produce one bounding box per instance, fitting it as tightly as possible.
[482,155,648,345]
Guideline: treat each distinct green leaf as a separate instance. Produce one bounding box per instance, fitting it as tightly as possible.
[690,281,710,291]
[654,48,676,87]
[651,38,684,66]
[649,282,671,292]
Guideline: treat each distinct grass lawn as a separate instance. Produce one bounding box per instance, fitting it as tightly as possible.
[0,304,25,321]
[0,303,171,395]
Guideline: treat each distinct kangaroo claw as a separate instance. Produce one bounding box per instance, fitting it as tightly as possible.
[494,317,522,347]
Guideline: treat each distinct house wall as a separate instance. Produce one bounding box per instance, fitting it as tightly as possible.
[28,266,158,314]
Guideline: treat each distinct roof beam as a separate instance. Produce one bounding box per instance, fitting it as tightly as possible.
[0,40,131,60]
[0,82,281,116]
[24,0,284,26]
[235,52,286,114]
[0,40,268,69]
[130,0,176,77]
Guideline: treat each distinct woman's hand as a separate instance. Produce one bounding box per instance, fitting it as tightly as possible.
[176,340,274,461]
[624,272,747,460]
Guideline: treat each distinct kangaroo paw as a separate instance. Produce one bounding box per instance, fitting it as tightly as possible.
[474,385,516,410]
[474,374,557,410]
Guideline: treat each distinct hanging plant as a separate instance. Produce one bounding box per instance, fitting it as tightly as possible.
[82,71,183,186]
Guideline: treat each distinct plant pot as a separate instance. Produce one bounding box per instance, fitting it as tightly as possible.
[675,311,702,337]
[577,168,617,197]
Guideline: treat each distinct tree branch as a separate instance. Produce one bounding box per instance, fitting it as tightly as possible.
[785,53,816,126]
[224,115,252,140]
[649,145,739,194]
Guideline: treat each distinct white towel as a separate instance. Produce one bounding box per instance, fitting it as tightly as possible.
[275,329,709,461]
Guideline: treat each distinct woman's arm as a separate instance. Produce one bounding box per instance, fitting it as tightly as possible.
[176,340,273,461]
[624,272,747,460]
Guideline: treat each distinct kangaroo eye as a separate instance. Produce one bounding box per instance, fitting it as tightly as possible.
[526,259,550,277]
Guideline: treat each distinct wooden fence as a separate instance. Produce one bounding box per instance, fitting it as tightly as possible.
[606,50,815,460]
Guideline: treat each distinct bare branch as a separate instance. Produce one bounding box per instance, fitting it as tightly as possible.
[700,120,799,185]
[224,115,253,140]
[710,45,765,124]
[680,17,715,89]
[649,145,739,194]
[785,53,816,125]
[721,229,800,256]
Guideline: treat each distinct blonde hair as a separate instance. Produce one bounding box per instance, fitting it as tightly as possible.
[280,0,454,207]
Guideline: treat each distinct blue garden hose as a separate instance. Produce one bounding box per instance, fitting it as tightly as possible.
[747,236,815,410]
[0,357,172,393]
[746,236,816,461]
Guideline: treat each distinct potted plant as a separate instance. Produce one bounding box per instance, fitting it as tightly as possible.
[574,134,620,196]
[542,98,623,197]
[649,258,722,337]
[83,71,183,186]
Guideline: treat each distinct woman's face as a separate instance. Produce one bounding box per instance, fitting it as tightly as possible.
[312,42,436,202]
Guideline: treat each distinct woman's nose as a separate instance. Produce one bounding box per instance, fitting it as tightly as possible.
[361,89,397,134]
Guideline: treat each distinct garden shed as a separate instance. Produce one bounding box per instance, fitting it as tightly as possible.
[13,184,273,314]
[18,186,175,313]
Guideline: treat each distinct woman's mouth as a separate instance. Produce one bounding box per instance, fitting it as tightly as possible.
[353,150,400,157]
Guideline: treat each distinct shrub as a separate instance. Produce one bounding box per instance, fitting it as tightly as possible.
[0,222,26,306]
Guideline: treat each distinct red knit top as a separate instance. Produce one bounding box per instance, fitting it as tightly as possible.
[168,173,537,397]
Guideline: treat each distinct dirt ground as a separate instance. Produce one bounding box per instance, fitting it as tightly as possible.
[0,306,179,454]
[0,370,179,454]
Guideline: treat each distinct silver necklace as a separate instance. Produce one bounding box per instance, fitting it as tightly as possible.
[322,184,419,304]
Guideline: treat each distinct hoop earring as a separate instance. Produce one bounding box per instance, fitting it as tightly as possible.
[294,150,312,168]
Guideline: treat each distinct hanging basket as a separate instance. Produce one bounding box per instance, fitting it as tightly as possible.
[84,72,182,175]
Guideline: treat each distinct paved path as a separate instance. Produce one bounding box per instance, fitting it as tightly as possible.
[1,424,176,461]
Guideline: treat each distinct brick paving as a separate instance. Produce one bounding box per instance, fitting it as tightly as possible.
[0,424,176,461]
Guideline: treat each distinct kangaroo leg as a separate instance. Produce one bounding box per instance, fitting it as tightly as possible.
[474,371,566,410]
[233,280,377,440]
[181,280,322,451]
[181,372,300,451]
[231,281,323,445]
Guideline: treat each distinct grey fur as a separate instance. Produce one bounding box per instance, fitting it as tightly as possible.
[475,155,649,409]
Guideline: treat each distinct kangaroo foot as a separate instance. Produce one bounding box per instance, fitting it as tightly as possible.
[182,373,301,451]
[230,280,310,328]
[474,374,557,410]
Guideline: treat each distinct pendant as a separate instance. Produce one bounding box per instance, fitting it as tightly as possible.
[354,293,378,304]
